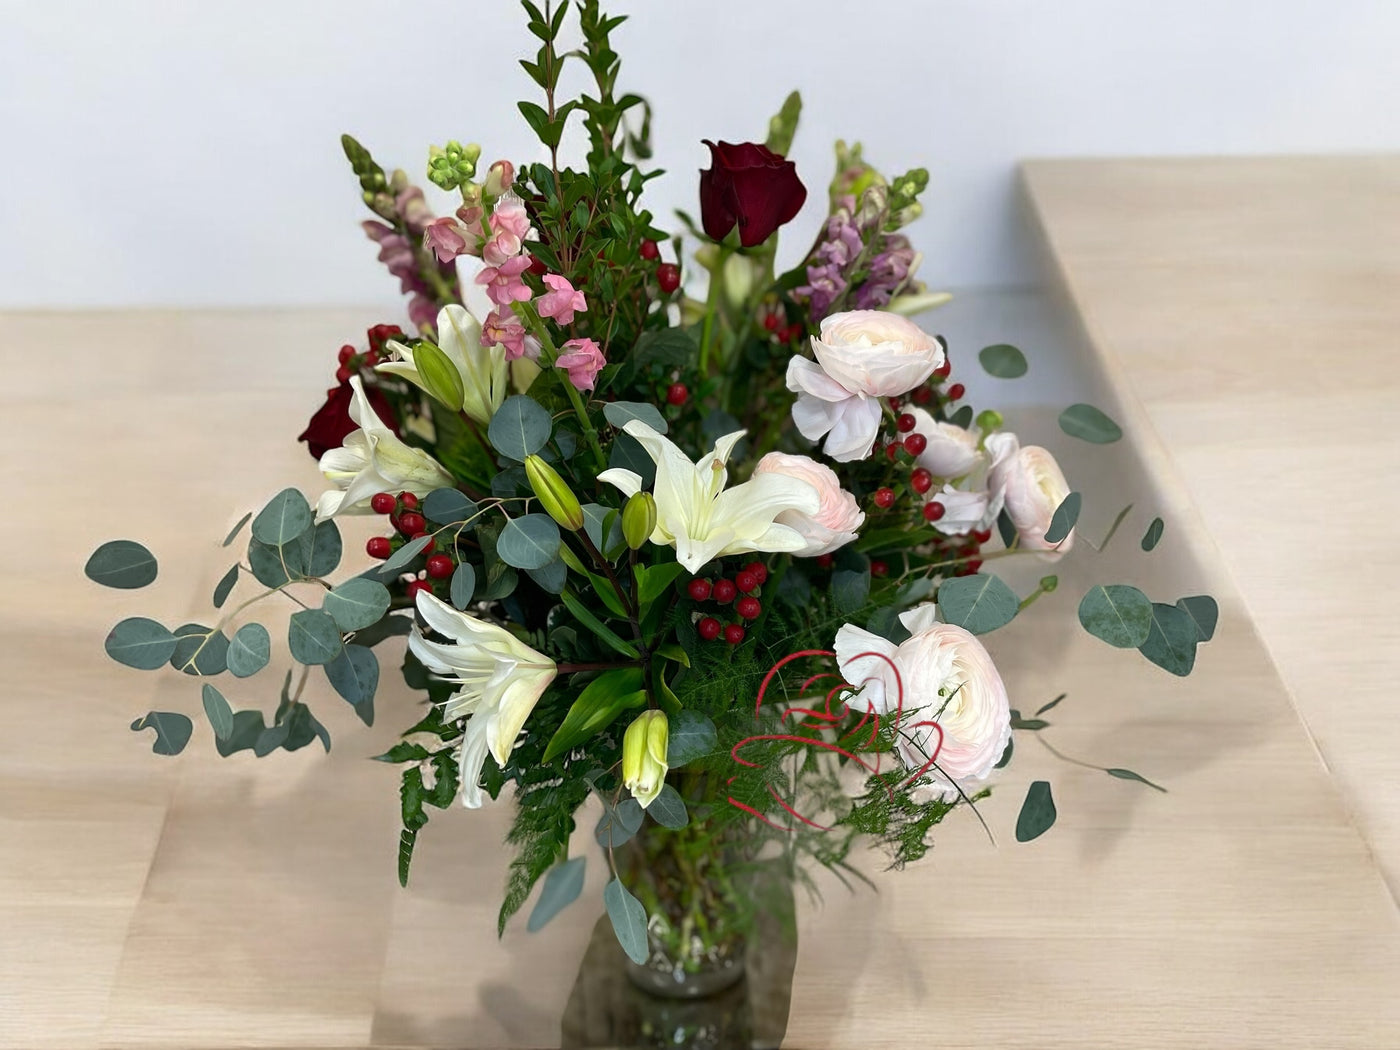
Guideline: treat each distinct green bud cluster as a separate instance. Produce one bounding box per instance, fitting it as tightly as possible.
[887,167,930,230]
[765,90,803,157]
[340,133,388,208]
[427,140,483,192]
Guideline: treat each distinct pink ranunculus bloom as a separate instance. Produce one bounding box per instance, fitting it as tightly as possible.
[556,337,607,392]
[985,433,1074,553]
[536,274,588,326]
[476,253,534,307]
[423,216,473,264]
[481,307,540,362]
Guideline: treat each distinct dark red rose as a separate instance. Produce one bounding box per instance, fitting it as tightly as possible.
[297,380,400,460]
[699,140,807,248]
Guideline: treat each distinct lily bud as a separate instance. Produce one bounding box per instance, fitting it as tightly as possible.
[622,710,669,809]
[412,341,466,411]
[524,455,585,532]
[621,492,657,550]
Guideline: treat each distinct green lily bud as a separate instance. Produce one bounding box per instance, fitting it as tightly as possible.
[975,409,1004,432]
[621,492,657,550]
[525,455,585,532]
[622,710,669,809]
[412,341,466,412]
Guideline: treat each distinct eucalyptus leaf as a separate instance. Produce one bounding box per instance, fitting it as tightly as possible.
[608,432,656,488]
[85,540,158,589]
[1077,584,1152,648]
[424,487,478,526]
[211,564,239,609]
[247,538,297,587]
[978,343,1028,378]
[648,785,689,829]
[832,568,871,614]
[215,709,267,757]
[1141,517,1164,552]
[603,877,649,965]
[948,404,974,429]
[1036,693,1067,716]
[527,857,587,933]
[350,613,413,647]
[226,622,271,678]
[595,797,644,848]
[498,514,561,570]
[1176,595,1219,642]
[287,609,343,665]
[603,401,668,434]
[252,487,312,547]
[378,534,433,577]
[170,623,229,676]
[1045,492,1081,546]
[938,573,1019,634]
[1015,780,1057,842]
[325,643,379,706]
[488,395,553,460]
[254,722,290,757]
[526,558,567,594]
[323,578,392,632]
[1059,403,1122,444]
[582,503,625,557]
[130,711,193,756]
[1139,602,1199,676]
[297,520,343,577]
[221,512,252,548]
[104,617,177,670]
[666,710,718,767]
[201,684,234,741]
[450,562,477,608]
[1107,767,1167,792]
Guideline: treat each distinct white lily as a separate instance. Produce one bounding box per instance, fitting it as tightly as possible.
[314,377,456,521]
[377,303,508,425]
[408,591,558,808]
[598,420,821,573]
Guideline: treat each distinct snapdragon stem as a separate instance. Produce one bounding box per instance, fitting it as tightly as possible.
[519,306,608,472]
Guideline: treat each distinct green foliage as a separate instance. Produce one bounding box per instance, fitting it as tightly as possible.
[1059,403,1123,444]
[527,856,588,932]
[839,771,972,868]
[1016,781,1057,842]
[227,623,271,678]
[497,762,597,936]
[648,785,689,829]
[1139,602,1198,676]
[252,488,312,548]
[1107,767,1166,792]
[212,564,239,609]
[221,512,252,548]
[288,610,342,666]
[1045,492,1081,545]
[603,877,649,964]
[130,711,193,755]
[377,534,432,577]
[325,644,379,717]
[1078,584,1153,649]
[323,578,391,632]
[978,343,1028,379]
[1176,595,1218,642]
[105,617,178,669]
[937,573,1019,634]
[86,540,158,589]
[498,514,562,570]
[489,395,553,460]
[1141,517,1164,551]
[201,684,234,741]
[543,668,646,761]
[423,487,478,526]
[595,796,644,847]
[666,710,718,767]
[170,623,230,676]
[450,563,477,609]
[603,401,667,434]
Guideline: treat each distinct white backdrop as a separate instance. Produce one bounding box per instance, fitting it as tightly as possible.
[2,0,1397,308]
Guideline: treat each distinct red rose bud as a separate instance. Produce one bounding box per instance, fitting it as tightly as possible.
[698,140,807,248]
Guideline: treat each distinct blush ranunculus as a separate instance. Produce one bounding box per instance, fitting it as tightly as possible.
[699,140,807,248]
[907,407,981,479]
[811,310,945,398]
[834,603,1011,801]
[986,434,1074,552]
[753,452,865,557]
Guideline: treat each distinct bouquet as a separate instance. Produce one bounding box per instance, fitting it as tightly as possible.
[88,0,1216,986]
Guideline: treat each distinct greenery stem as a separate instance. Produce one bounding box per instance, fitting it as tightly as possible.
[697,247,731,377]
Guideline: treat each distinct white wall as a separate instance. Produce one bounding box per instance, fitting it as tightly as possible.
[2,0,1397,308]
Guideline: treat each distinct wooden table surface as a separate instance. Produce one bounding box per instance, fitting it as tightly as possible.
[5,157,1400,1047]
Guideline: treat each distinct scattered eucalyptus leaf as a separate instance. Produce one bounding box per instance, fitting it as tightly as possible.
[1015,780,1056,842]
[201,684,234,741]
[104,617,178,670]
[85,540,158,589]
[130,711,193,756]
[938,573,1019,635]
[1141,517,1164,551]
[528,856,587,933]
[226,622,271,678]
[1077,584,1152,649]
[603,877,649,965]
[978,343,1028,379]
[1059,403,1122,444]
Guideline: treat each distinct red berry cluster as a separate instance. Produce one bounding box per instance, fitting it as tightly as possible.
[760,309,804,344]
[334,323,403,384]
[636,239,680,294]
[365,491,453,599]
[685,561,768,645]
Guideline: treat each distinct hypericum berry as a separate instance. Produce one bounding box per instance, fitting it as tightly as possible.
[922,501,946,523]
[426,553,454,579]
[397,511,425,536]
[780,324,803,343]
[366,536,392,559]
[639,238,660,261]
[873,487,896,509]
[698,616,722,641]
[763,313,782,332]
[657,263,681,293]
[736,596,761,619]
[712,579,737,604]
[903,433,928,456]
[735,570,759,594]
[370,492,396,514]
[364,349,380,366]
[885,443,899,462]
[398,492,420,510]
[912,386,933,404]
[411,531,435,554]
[896,413,916,433]
[405,579,434,600]
[528,255,549,276]
[816,553,834,569]
[911,469,933,494]
[934,359,952,379]
[687,578,713,602]
[871,560,889,578]
[742,561,768,585]
[334,365,352,383]
[338,345,355,365]
[666,383,688,406]
[724,623,746,645]
[957,558,983,577]
[946,383,965,401]
[972,528,993,544]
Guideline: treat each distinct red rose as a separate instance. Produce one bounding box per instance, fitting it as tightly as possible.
[698,140,807,248]
[297,380,400,460]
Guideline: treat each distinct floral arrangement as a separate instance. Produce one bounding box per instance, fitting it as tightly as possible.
[87,0,1216,975]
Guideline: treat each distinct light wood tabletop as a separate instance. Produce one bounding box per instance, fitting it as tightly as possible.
[5,157,1400,1048]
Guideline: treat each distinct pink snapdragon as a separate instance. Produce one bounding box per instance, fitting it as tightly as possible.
[556,338,606,391]
[478,254,533,307]
[475,195,535,305]
[536,274,587,325]
[482,307,541,362]
[423,216,472,264]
